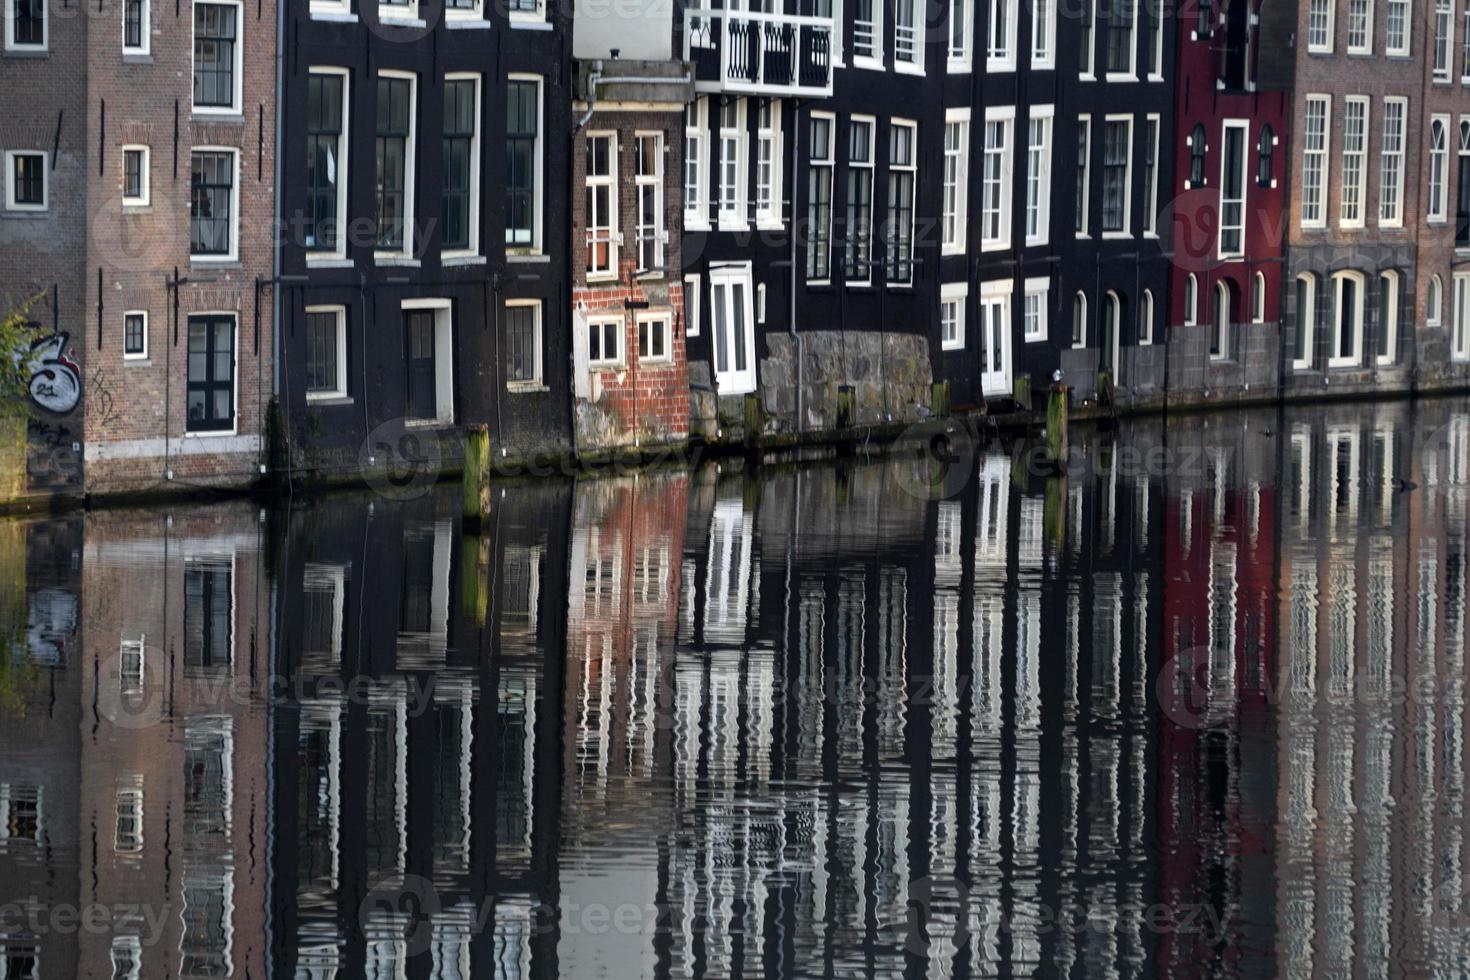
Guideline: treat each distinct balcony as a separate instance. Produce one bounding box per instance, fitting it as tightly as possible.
[684,6,834,97]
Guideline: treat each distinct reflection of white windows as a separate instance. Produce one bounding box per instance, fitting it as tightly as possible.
[718,98,747,230]
[1308,0,1334,51]
[684,96,709,228]
[637,311,672,362]
[1293,273,1316,369]
[1339,97,1369,229]
[119,636,146,696]
[948,0,972,69]
[587,316,623,368]
[115,780,144,853]
[1218,120,1247,257]
[1025,106,1052,246]
[705,497,754,642]
[111,936,142,980]
[754,101,782,227]
[981,107,1014,251]
[1032,0,1055,67]
[710,264,757,394]
[1327,427,1361,530]
[1430,116,1450,222]
[302,563,346,669]
[942,109,969,254]
[1184,273,1197,326]
[987,0,1017,69]
[1329,271,1365,367]
[1452,272,1470,361]
[1300,95,1330,229]
[0,784,42,843]
[1378,97,1405,227]
[941,282,967,350]
[396,522,452,665]
[584,132,618,279]
[1024,277,1048,342]
[1377,270,1399,365]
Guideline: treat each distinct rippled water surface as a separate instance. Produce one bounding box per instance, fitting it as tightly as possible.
[3,400,1470,978]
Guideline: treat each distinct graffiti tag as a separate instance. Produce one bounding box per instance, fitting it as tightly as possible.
[19,332,81,415]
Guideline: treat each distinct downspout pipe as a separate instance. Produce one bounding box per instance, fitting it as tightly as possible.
[790,98,802,432]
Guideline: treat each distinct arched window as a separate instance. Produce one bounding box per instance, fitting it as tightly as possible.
[1184,273,1198,325]
[1189,124,1207,186]
[1429,274,1444,326]
[1293,273,1316,370]
[1211,280,1232,360]
[1140,289,1154,345]
[1072,291,1088,347]
[1330,270,1366,367]
[1377,270,1399,366]
[1101,290,1122,375]
[1252,271,1266,323]
[1257,124,1275,186]
[1430,119,1449,221]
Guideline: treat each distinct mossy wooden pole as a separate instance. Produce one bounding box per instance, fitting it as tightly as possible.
[1046,384,1069,467]
[461,532,490,627]
[463,424,490,530]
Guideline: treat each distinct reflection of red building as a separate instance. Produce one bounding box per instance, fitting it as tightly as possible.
[1159,453,1277,977]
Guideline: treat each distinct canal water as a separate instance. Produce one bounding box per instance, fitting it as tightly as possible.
[1,398,1468,978]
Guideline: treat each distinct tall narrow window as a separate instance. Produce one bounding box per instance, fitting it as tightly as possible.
[1106,0,1135,75]
[505,302,542,385]
[1140,289,1154,344]
[305,306,347,400]
[192,1,240,112]
[1378,98,1404,227]
[122,145,150,207]
[1079,0,1096,75]
[1462,6,1470,79]
[1252,272,1266,322]
[1308,0,1333,51]
[1188,124,1206,186]
[886,119,916,284]
[124,311,148,358]
[853,0,880,60]
[754,100,782,226]
[1024,278,1048,341]
[988,0,1016,68]
[1346,0,1371,52]
[1032,0,1055,66]
[189,149,236,258]
[1075,115,1091,235]
[506,76,541,250]
[940,283,967,350]
[1142,115,1159,235]
[1257,124,1274,186]
[1459,121,1470,247]
[1211,281,1231,359]
[718,98,747,229]
[1293,274,1315,369]
[1430,117,1449,221]
[1429,275,1444,327]
[942,111,969,253]
[1146,0,1162,75]
[1454,273,1470,360]
[374,73,415,256]
[1340,97,1368,228]
[306,70,347,256]
[684,96,709,228]
[6,0,44,49]
[948,0,972,67]
[635,133,664,274]
[1072,291,1087,346]
[1101,116,1131,235]
[844,118,874,283]
[1218,121,1246,257]
[1301,96,1330,228]
[896,0,921,67]
[1025,107,1052,246]
[441,75,480,255]
[584,133,617,279]
[1331,271,1364,366]
[1185,273,1198,325]
[981,109,1014,250]
[807,113,835,281]
[123,0,148,52]
[1384,0,1407,53]
[5,151,45,211]
[1377,271,1398,365]
[1436,0,1453,79]
[186,315,236,431]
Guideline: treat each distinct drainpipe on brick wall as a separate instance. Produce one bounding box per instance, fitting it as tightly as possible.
[790,99,803,433]
[271,0,285,421]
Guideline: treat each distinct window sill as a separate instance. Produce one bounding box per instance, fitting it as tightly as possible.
[2,47,48,58]
[445,17,490,28]
[379,15,428,27]
[191,110,244,123]
[1102,231,1132,240]
[941,341,964,352]
[718,219,749,233]
[941,245,966,256]
[946,60,972,73]
[1024,334,1046,344]
[123,357,151,366]
[586,272,618,283]
[185,429,239,439]
[307,395,354,406]
[754,218,784,231]
[509,18,552,30]
[1,208,49,218]
[635,270,665,281]
[852,55,885,71]
[122,201,151,211]
[442,253,486,267]
[190,257,241,268]
[506,252,549,263]
[894,61,926,76]
[306,255,353,268]
[122,52,152,63]
[588,361,623,372]
[507,382,548,393]
[1105,72,1137,83]
[309,7,357,20]
[404,417,454,429]
[374,255,421,267]
[684,217,711,231]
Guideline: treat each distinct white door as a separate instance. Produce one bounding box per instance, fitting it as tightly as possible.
[710,266,757,394]
[979,291,1012,396]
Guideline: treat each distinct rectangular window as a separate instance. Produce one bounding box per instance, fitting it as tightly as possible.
[988,0,1015,68]
[122,145,150,207]
[1079,0,1096,75]
[184,560,232,667]
[506,76,542,250]
[441,75,480,255]
[379,0,418,20]
[115,787,144,853]
[305,306,347,400]
[807,112,835,281]
[584,132,617,278]
[981,108,1013,250]
[1105,0,1135,75]
[1384,0,1407,53]
[1378,97,1405,226]
[186,314,235,432]
[1454,273,1470,361]
[896,0,922,67]
[684,274,701,336]
[941,283,967,350]
[306,70,347,256]
[1436,0,1453,79]
[1032,0,1055,66]
[1025,107,1052,246]
[5,0,44,50]
[123,0,148,52]
[684,96,709,228]
[1024,277,1048,341]
[709,265,757,394]
[505,301,542,386]
[635,133,665,274]
[587,316,622,368]
[1430,115,1450,222]
[1331,273,1364,366]
[755,100,782,226]
[844,117,875,283]
[1463,7,1470,79]
[189,149,236,258]
[1146,0,1162,75]
[192,1,240,112]
[403,302,453,419]
[1075,116,1091,235]
[124,311,148,359]
[948,0,971,67]
[638,313,671,362]
[1301,95,1330,228]
[1218,120,1246,257]
[1308,0,1333,51]
[853,0,880,60]
[374,72,416,255]
[1346,0,1371,52]
[1101,116,1131,235]
[1142,115,1159,235]
[718,98,747,228]
[942,111,968,253]
[886,119,916,284]
[5,151,46,211]
[1340,96,1368,228]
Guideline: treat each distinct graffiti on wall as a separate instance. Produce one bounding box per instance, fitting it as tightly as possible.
[21,332,81,415]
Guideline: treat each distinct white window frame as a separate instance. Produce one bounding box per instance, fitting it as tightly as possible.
[379,0,421,25]
[981,106,1014,252]
[587,314,624,369]
[948,0,972,70]
[1293,273,1316,369]
[1025,105,1053,247]
[1339,96,1369,229]
[1436,0,1453,80]
[845,114,876,286]
[1140,287,1154,344]
[1377,271,1398,365]
[373,69,417,263]
[709,263,758,395]
[806,110,835,282]
[1024,277,1049,342]
[306,67,350,263]
[1345,0,1372,53]
[401,298,454,419]
[1080,0,1097,77]
[634,131,666,273]
[1454,272,1470,361]
[684,96,709,230]
[182,311,239,435]
[504,298,543,389]
[886,116,918,286]
[3,150,48,212]
[756,282,767,322]
[1184,272,1198,326]
[718,97,748,231]
[942,108,969,254]
[1430,115,1450,223]
[754,101,783,228]
[1075,114,1091,237]
[304,305,348,400]
[1384,0,1408,54]
[979,278,1013,394]
[508,0,545,27]
[309,0,350,17]
[1329,270,1366,367]
[1147,0,1163,77]
[1377,96,1405,228]
[444,0,482,22]
[637,311,673,363]
[1252,272,1266,323]
[1032,0,1056,67]
[987,0,1018,70]
[191,0,244,116]
[1218,119,1248,258]
[895,0,925,72]
[123,0,150,54]
[1142,114,1159,236]
[1100,113,1133,239]
[1307,0,1335,52]
[1301,95,1330,229]
[1104,0,1138,81]
[442,72,482,261]
[853,0,884,67]
[506,73,544,255]
[941,282,967,350]
[1429,274,1444,327]
[584,131,619,281]
[4,0,45,51]
[1211,280,1231,360]
[188,146,239,263]
[121,144,151,208]
[1072,290,1088,347]
[123,310,149,360]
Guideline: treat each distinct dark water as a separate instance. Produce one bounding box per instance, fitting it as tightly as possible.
[3,399,1470,978]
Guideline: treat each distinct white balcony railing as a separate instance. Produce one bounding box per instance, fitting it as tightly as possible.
[684,6,834,97]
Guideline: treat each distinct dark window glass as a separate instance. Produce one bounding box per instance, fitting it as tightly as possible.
[307,74,344,252]
[12,153,44,206]
[807,118,833,280]
[506,80,538,246]
[375,75,413,250]
[14,0,43,45]
[885,124,915,283]
[1074,122,1089,233]
[1197,0,1211,35]
[442,78,477,251]
[124,149,144,199]
[1294,278,1311,364]
[193,3,237,109]
[1106,0,1134,73]
[1257,124,1274,186]
[124,313,146,355]
[844,122,873,280]
[184,563,232,671]
[190,151,234,255]
[1101,121,1128,232]
[505,304,538,383]
[186,314,235,431]
[305,311,341,394]
[124,0,143,47]
[1190,123,1207,185]
[405,311,436,419]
